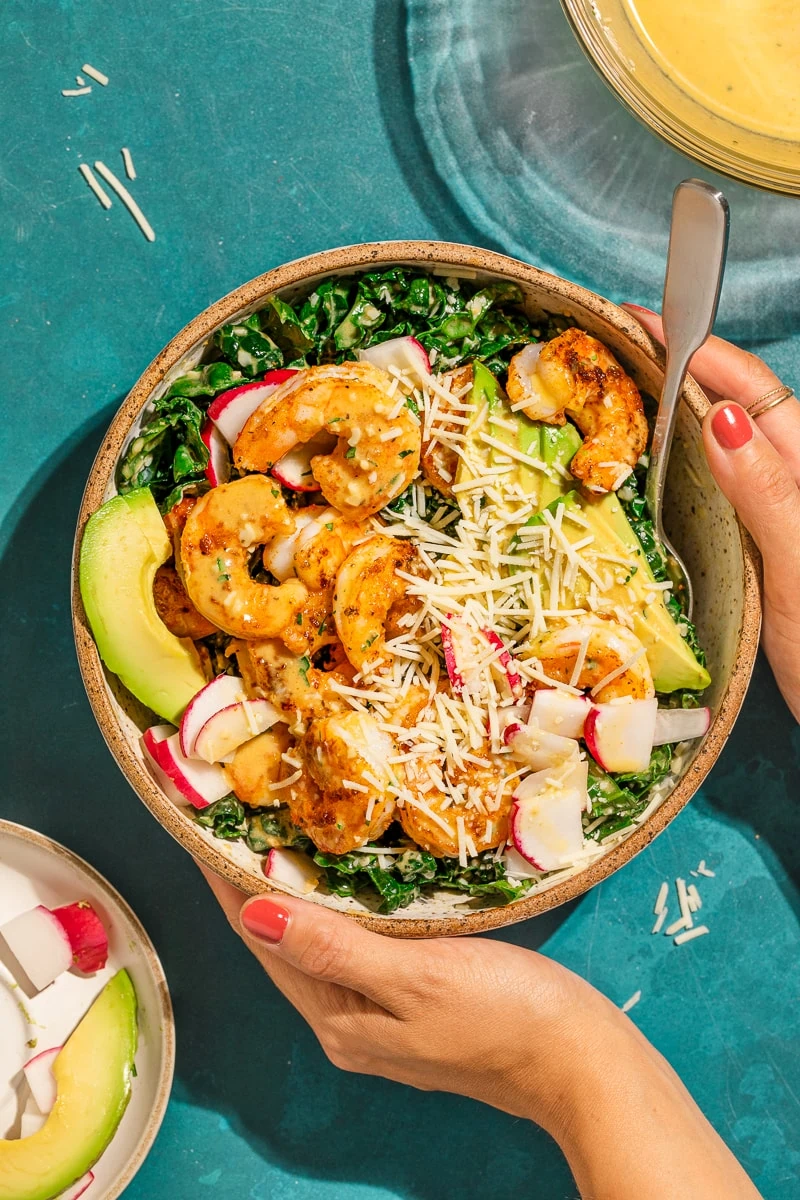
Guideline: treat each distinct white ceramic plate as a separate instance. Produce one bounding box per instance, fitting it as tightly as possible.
[0,820,174,1199]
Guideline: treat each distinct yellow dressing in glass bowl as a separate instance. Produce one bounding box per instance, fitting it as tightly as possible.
[561,0,800,192]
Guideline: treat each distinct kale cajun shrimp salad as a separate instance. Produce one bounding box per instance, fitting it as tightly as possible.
[80,269,712,914]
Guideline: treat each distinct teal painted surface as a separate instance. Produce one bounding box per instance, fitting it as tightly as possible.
[1,1,798,1197]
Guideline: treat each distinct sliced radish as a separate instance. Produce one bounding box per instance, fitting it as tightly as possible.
[0,906,72,992]
[440,616,465,694]
[653,706,711,746]
[440,615,491,695]
[179,675,247,758]
[23,1045,61,1114]
[504,722,580,771]
[263,848,322,895]
[201,419,231,487]
[496,704,530,737]
[481,628,523,698]
[358,336,431,385]
[60,1172,94,1200]
[503,846,544,880]
[194,698,283,763]
[584,699,658,774]
[144,730,228,808]
[271,430,336,492]
[208,370,298,445]
[510,760,588,871]
[529,689,591,739]
[51,902,109,974]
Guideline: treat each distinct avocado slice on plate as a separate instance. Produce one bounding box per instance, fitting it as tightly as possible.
[80,487,206,723]
[0,970,137,1200]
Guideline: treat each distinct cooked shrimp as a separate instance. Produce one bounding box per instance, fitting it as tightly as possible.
[262,506,365,591]
[224,726,292,807]
[333,533,419,670]
[180,476,309,639]
[233,362,421,520]
[262,506,367,655]
[399,752,514,858]
[526,615,654,701]
[153,564,218,640]
[420,363,473,498]
[287,712,398,854]
[507,329,648,493]
[236,637,355,726]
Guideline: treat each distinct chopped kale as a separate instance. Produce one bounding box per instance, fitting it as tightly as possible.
[194,796,247,840]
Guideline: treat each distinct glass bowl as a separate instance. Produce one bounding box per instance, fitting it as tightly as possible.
[560,0,800,195]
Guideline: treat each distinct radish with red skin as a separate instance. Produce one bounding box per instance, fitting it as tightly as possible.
[51,902,109,974]
[358,336,431,385]
[504,722,580,771]
[481,628,523,697]
[271,430,337,492]
[504,846,543,880]
[61,1172,95,1200]
[209,370,298,444]
[0,906,72,992]
[143,728,228,808]
[529,689,591,739]
[194,698,283,763]
[141,725,188,806]
[584,699,658,773]
[510,760,588,870]
[23,1045,61,1114]
[179,675,247,758]
[440,615,499,696]
[263,848,322,895]
[440,617,465,694]
[200,419,231,487]
[653,706,711,745]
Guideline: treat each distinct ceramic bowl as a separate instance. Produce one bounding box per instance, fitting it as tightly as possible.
[72,241,761,937]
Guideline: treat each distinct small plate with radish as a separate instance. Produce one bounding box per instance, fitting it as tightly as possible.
[0,820,174,1200]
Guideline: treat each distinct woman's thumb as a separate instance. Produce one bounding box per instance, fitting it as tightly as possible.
[240,893,400,1006]
[704,403,800,570]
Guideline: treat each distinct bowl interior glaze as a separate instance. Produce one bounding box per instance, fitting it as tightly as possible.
[72,241,760,937]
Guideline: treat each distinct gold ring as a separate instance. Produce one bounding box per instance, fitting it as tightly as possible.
[746,385,794,420]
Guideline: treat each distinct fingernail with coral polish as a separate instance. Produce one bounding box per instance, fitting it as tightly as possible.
[622,303,656,315]
[241,898,290,944]
[712,404,753,450]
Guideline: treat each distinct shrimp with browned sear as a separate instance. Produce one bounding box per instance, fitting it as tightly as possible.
[507,329,648,493]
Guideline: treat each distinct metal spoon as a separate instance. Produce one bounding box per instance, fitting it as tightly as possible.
[644,177,730,618]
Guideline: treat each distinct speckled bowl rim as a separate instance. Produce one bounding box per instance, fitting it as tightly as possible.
[71,240,761,938]
[0,818,175,1196]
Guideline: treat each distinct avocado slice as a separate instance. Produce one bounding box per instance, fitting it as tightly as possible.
[455,361,544,503]
[587,493,711,692]
[80,487,206,723]
[0,970,138,1200]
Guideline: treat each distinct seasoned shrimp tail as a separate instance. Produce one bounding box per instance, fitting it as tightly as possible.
[287,712,398,854]
[180,476,309,639]
[333,533,419,670]
[507,329,648,493]
[234,362,421,520]
[527,615,654,701]
[236,636,355,725]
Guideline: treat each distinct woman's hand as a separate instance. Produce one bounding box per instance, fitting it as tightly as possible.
[624,306,800,720]
[201,866,760,1198]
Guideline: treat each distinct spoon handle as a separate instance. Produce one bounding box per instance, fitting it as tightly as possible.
[645,179,730,523]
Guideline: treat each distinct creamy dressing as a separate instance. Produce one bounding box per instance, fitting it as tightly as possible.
[622,0,800,140]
